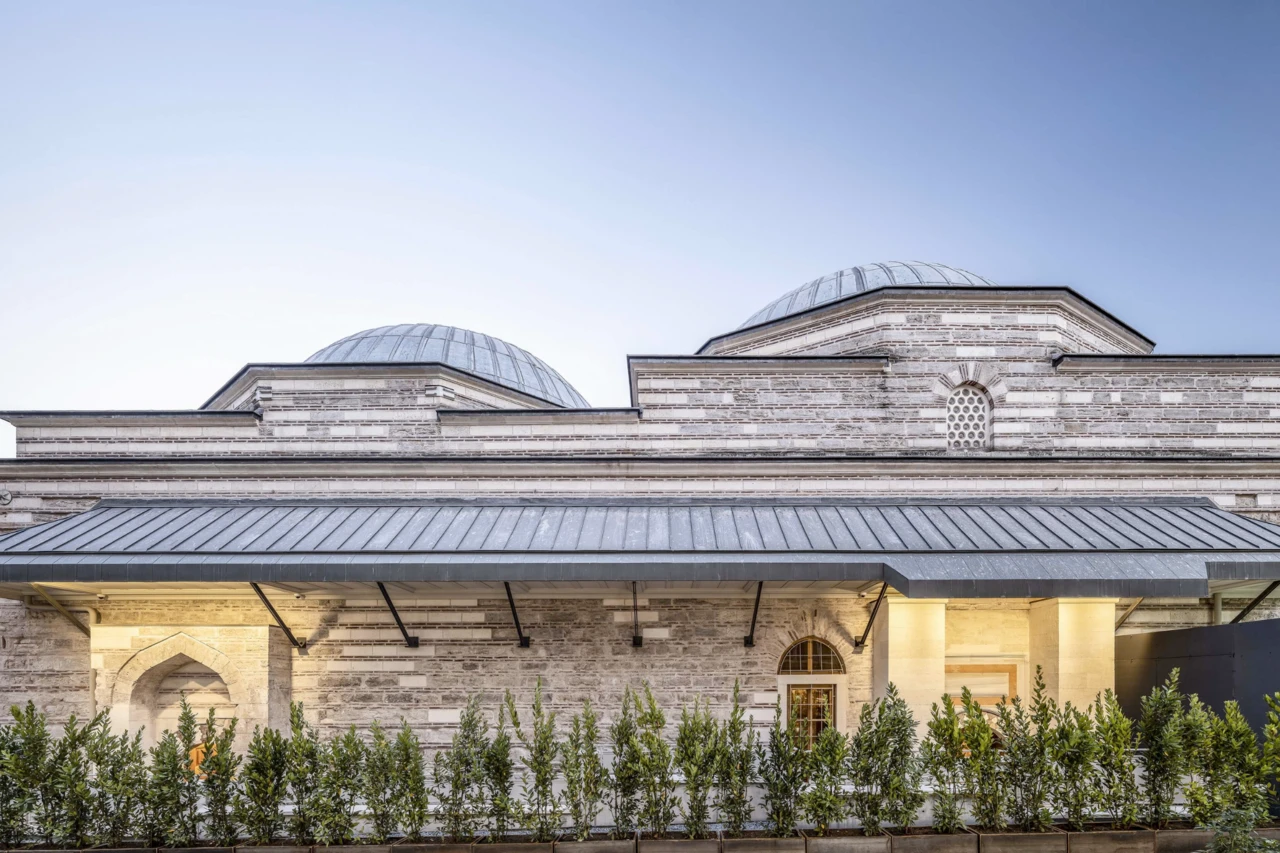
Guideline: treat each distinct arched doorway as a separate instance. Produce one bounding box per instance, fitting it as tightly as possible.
[129,653,238,743]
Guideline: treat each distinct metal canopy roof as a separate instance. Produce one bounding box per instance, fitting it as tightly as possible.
[2,497,1278,598]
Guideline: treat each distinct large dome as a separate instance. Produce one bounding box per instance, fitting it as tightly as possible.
[305,324,589,408]
[740,261,997,329]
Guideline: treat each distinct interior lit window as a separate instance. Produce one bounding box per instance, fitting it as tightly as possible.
[778,637,844,747]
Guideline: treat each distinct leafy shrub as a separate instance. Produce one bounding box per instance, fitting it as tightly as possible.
[1203,808,1280,853]
[607,686,642,840]
[236,724,289,845]
[139,730,182,846]
[921,696,966,834]
[960,688,1006,830]
[1264,693,1280,817]
[1053,702,1100,832]
[87,717,144,848]
[803,709,849,836]
[1138,670,1188,829]
[850,685,923,835]
[759,701,807,838]
[7,701,54,845]
[562,699,606,841]
[361,720,398,843]
[394,721,431,842]
[173,698,202,846]
[508,679,563,842]
[635,683,679,838]
[483,705,517,841]
[1094,689,1140,829]
[286,702,323,843]
[0,724,24,848]
[674,698,718,839]
[997,668,1059,833]
[1184,693,1219,826]
[316,726,365,845]
[52,713,96,849]
[433,695,488,843]
[715,681,756,839]
[201,710,241,846]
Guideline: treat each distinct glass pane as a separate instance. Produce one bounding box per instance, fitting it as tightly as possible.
[786,684,836,748]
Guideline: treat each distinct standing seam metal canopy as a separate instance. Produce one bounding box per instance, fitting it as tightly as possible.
[305,324,589,408]
[739,261,996,329]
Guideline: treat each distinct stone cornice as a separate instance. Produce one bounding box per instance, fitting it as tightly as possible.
[437,408,642,425]
[1055,354,1280,372]
[4,454,1280,480]
[0,411,262,427]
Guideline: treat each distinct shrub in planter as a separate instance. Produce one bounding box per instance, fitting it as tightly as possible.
[200,709,242,847]
[1183,693,1219,827]
[716,681,756,839]
[361,720,399,843]
[0,723,24,849]
[1201,808,1279,853]
[996,667,1059,833]
[759,701,807,838]
[1092,689,1140,830]
[174,697,203,846]
[960,688,1006,831]
[52,712,99,849]
[286,701,324,844]
[8,700,55,845]
[316,725,366,845]
[921,696,966,834]
[562,699,607,842]
[484,704,518,842]
[674,698,718,840]
[1137,669,1188,829]
[87,715,145,849]
[1264,693,1280,817]
[140,728,183,846]
[507,678,564,843]
[1210,702,1268,822]
[236,724,290,845]
[395,721,431,842]
[849,685,924,836]
[878,685,924,834]
[607,686,642,840]
[634,683,679,838]
[803,710,849,836]
[433,695,489,843]
[1052,701,1099,832]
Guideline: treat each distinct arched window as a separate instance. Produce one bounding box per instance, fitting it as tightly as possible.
[778,638,844,747]
[946,384,993,450]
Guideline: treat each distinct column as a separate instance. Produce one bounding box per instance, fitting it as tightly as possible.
[1028,598,1117,709]
[872,596,947,724]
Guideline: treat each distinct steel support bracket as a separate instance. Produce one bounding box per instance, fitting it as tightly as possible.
[1232,581,1280,624]
[251,583,306,649]
[744,581,763,647]
[505,582,531,647]
[632,581,643,647]
[377,582,420,648]
[854,582,889,648]
[30,583,90,637]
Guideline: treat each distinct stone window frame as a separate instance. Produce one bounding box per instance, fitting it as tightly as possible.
[933,362,1008,453]
[947,384,994,451]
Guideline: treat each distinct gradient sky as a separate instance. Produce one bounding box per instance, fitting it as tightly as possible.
[2,1,1278,455]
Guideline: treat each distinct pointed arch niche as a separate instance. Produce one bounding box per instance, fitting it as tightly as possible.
[94,627,292,751]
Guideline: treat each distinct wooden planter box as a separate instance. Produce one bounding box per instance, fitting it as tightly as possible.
[722,833,804,853]
[1061,827,1155,853]
[236,846,313,853]
[804,831,891,853]
[637,837,719,853]
[886,829,976,853]
[481,844,555,853]
[975,830,1066,853]
[396,844,474,853]
[554,837,637,853]
[164,847,237,853]
[1255,828,1280,842]
[1153,828,1213,853]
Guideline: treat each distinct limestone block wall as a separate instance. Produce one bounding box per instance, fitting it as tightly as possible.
[0,600,93,723]
[0,594,877,742]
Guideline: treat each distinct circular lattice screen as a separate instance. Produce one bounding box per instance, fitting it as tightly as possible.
[947,385,991,450]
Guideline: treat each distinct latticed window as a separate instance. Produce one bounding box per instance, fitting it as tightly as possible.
[946,384,993,450]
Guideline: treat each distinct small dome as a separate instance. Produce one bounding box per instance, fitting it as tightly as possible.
[740,261,997,329]
[306,324,589,408]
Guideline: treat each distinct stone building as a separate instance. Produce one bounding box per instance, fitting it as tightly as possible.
[2,260,1280,747]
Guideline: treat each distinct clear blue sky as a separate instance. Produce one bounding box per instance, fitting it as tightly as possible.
[1,1,1278,452]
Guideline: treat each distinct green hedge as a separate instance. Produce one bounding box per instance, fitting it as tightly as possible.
[1,670,1278,847]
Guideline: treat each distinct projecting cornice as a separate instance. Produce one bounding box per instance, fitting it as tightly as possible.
[0,411,261,427]
[1055,354,1280,372]
[626,355,891,407]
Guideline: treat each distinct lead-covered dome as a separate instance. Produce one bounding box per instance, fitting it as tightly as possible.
[740,261,996,329]
[306,324,589,408]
